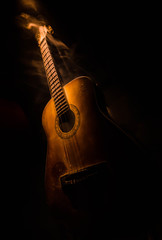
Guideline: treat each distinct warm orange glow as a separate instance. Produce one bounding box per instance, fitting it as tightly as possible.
[21,0,38,11]
[20,13,53,45]
[37,25,48,44]
[37,25,53,43]
[27,24,53,45]
[25,22,46,44]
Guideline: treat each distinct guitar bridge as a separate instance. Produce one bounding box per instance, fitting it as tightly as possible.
[60,162,108,191]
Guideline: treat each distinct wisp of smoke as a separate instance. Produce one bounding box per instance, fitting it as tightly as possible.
[18,11,85,85]
[18,12,69,52]
[17,0,87,92]
[16,0,89,122]
[18,0,38,12]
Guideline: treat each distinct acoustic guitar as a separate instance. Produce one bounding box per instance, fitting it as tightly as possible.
[38,26,139,221]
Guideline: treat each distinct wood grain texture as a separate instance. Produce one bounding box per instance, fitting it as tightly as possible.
[42,76,139,222]
[42,77,112,211]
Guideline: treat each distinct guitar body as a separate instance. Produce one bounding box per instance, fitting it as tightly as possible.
[43,77,109,209]
[37,31,147,238]
[42,76,139,224]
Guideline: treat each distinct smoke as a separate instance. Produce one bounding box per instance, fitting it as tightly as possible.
[16,0,88,121]
[17,0,86,86]
[20,0,38,11]
[15,0,92,139]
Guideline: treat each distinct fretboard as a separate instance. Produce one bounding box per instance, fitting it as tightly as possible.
[39,38,69,117]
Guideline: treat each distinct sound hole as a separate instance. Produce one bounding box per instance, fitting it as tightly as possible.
[59,109,75,133]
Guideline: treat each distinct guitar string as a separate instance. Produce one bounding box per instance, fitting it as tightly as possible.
[62,136,72,172]
[53,37,83,171]
[42,42,69,115]
[51,39,84,171]
[73,135,83,169]
[45,52,75,172]
[41,38,83,175]
[69,136,82,174]
[45,57,83,173]
[52,81,82,174]
[40,40,72,171]
[45,64,76,173]
[59,111,81,174]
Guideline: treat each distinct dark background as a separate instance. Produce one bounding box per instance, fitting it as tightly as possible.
[1,1,162,239]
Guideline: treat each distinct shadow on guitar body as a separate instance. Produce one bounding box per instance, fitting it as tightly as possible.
[42,77,148,239]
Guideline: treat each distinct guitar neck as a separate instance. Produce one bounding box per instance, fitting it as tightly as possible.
[39,38,69,116]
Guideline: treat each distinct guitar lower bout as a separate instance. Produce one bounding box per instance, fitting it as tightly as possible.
[55,104,80,139]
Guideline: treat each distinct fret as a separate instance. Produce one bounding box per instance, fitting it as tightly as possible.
[42,47,49,56]
[58,108,69,117]
[47,59,54,68]
[53,90,65,102]
[49,77,58,86]
[52,90,63,100]
[46,68,56,79]
[52,89,66,104]
[42,49,49,58]
[56,106,69,116]
[45,65,53,75]
[40,38,46,47]
[49,78,58,87]
[46,64,55,75]
[49,80,55,88]
[56,101,69,112]
[55,97,67,107]
[44,60,54,70]
[45,62,53,72]
[43,52,50,62]
[55,96,67,107]
[57,105,69,116]
[52,85,63,96]
[47,70,57,80]
[51,84,61,93]
[51,81,61,91]
[50,81,60,90]
[44,56,53,67]
[45,63,55,72]
[46,67,54,76]
[52,90,63,101]
[44,59,52,69]
[51,91,55,98]
[40,42,46,50]
[47,67,56,75]
[40,40,47,49]
[39,37,69,116]
[43,53,52,62]
[41,46,48,56]
[40,42,47,51]
[49,74,58,83]
[41,44,47,53]
[46,64,55,74]
[43,52,51,62]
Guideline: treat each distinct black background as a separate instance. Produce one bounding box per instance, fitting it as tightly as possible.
[1,1,162,239]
